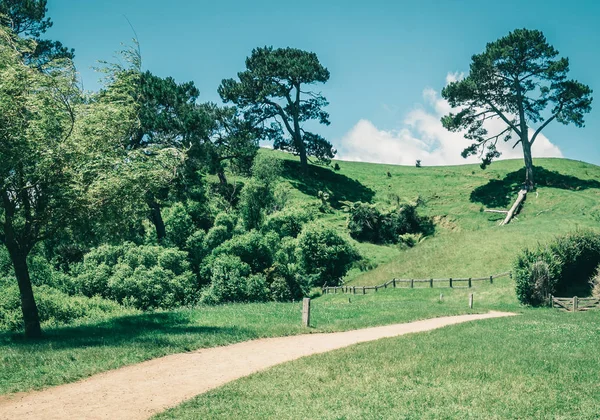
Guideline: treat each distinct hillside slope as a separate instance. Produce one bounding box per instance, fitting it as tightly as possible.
[267,150,600,285]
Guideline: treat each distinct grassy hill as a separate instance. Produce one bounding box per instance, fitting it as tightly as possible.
[268,150,600,284]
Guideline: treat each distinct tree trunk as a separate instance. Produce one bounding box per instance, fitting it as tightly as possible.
[8,247,42,338]
[297,137,308,173]
[148,199,166,243]
[521,139,535,190]
[217,169,228,186]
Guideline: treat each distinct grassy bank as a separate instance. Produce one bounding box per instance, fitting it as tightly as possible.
[157,310,600,419]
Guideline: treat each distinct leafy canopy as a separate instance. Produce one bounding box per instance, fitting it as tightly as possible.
[219,46,334,169]
[441,29,592,171]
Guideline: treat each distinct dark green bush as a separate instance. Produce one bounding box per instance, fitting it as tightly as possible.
[74,243,197,310]
[200,255,252,304]
[514,231,600,306]
[163,203,195,249]
[212,231,278,273]
[263,207,314,238]
[296,223,361,287]
[345,202,431,244]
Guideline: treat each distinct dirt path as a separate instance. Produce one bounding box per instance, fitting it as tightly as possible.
[0,311,515,420]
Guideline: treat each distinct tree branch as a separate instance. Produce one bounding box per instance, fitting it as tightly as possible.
[485,101,522,137]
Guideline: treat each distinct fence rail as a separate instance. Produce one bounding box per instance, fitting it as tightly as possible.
[551,295,600,312]
[323,272,511,294]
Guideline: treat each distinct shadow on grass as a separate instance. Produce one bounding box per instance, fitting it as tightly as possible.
[1,311,248,350]
[281,160,375,208]
[470,166,600,208]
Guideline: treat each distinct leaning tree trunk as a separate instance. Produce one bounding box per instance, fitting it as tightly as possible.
[148,198,166,243]
[7,247,42,338]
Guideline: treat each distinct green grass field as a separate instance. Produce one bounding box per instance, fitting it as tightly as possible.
[2,153,600,418]
[157,310,600,419]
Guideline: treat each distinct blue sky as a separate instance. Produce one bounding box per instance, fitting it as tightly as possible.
[46,0,600,165]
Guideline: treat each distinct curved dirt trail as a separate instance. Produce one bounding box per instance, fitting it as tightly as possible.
[0,311,515,420]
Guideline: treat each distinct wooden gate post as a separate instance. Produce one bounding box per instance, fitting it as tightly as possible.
[573,296,578,312]
[302,298,311,327]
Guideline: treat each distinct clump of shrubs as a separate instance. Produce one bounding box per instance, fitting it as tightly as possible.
[344,201,432,245]
[514,231,600,306]
[73,243,197,310]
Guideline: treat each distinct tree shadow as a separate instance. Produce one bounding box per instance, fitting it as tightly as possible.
[0,311,249,350]
[470,166,600,208]
[281,161,375,208]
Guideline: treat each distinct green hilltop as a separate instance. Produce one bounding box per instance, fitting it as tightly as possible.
[266,150,600,284]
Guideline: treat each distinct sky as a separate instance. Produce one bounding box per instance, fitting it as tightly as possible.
[45,0,600,166]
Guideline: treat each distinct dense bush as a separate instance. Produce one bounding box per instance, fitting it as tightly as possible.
[74,243,197,310]
[514,231,600,306]
[163,203,195,249]
[263,207,314,238]
[212,231,278,273]
[200,254,252,304]
[0,284,128,331]
[296,223,360,287]
[345,202,431,244]
[590,266,600,297]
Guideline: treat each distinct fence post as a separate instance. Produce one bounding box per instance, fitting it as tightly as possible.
[362,286,365,295]
[449,278,453,288]
[430,278,433,288]
[439,293,443,302]
[490,275,493,284]
[375,286,378,292]
[384,282,387,289]
[393,279,396,288]
[353,286,356,295]
[469,293,474,309]
[410,279,414,288]
[550,294,553,308]
[468,278,472,288]
[302,298,311,327]
[573,296,578,312]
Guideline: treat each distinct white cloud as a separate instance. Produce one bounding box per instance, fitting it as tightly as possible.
[336,74,563,166]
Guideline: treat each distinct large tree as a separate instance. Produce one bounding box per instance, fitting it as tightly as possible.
[0,29,178,337]
[441,29,592,190]
[0,0,74,66]
[219,46,334,172]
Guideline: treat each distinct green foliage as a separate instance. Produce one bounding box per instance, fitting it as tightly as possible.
[238,155,282,230]
[163,203,195,249]
[345,202,431,244]
[0,284,126,331]
[296,223,360,287]
[74,243,197,310]
[219,46,334,168]
[263,207,314,238]
[590,266,600,298]
[442,28,592,186]
[200,255,251,304]
[514,231,600,306]
[212,231,278,273]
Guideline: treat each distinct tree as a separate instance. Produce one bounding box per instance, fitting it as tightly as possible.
[441,29,592,190]
[0,29,178,337]
[218,46,334,172]
[0,0,74,66]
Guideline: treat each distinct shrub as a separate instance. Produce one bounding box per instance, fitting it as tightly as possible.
[590,266,600,297]
[345,201,431,244]
[163,202,195,249]
[239,179,273,230]
[514,231,600,306]
[296,223,361,287]
[263,207,314,238]
[0,284,128,331]
[74,243,197,310]
[212,231,278,273]
[200,255,251,304]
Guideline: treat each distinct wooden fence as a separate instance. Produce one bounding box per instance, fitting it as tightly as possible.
[551,295,600,312]
[323,272,511,294]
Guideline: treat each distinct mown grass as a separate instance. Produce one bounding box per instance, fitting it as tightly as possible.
[0,277,517,395]
[156,310,600,420]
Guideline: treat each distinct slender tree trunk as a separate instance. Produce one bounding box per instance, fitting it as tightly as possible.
[7,246,42,338]
[217,169,228,186]
[521,139,535,190]
[297,135,308,172]
[148,199,166,243]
